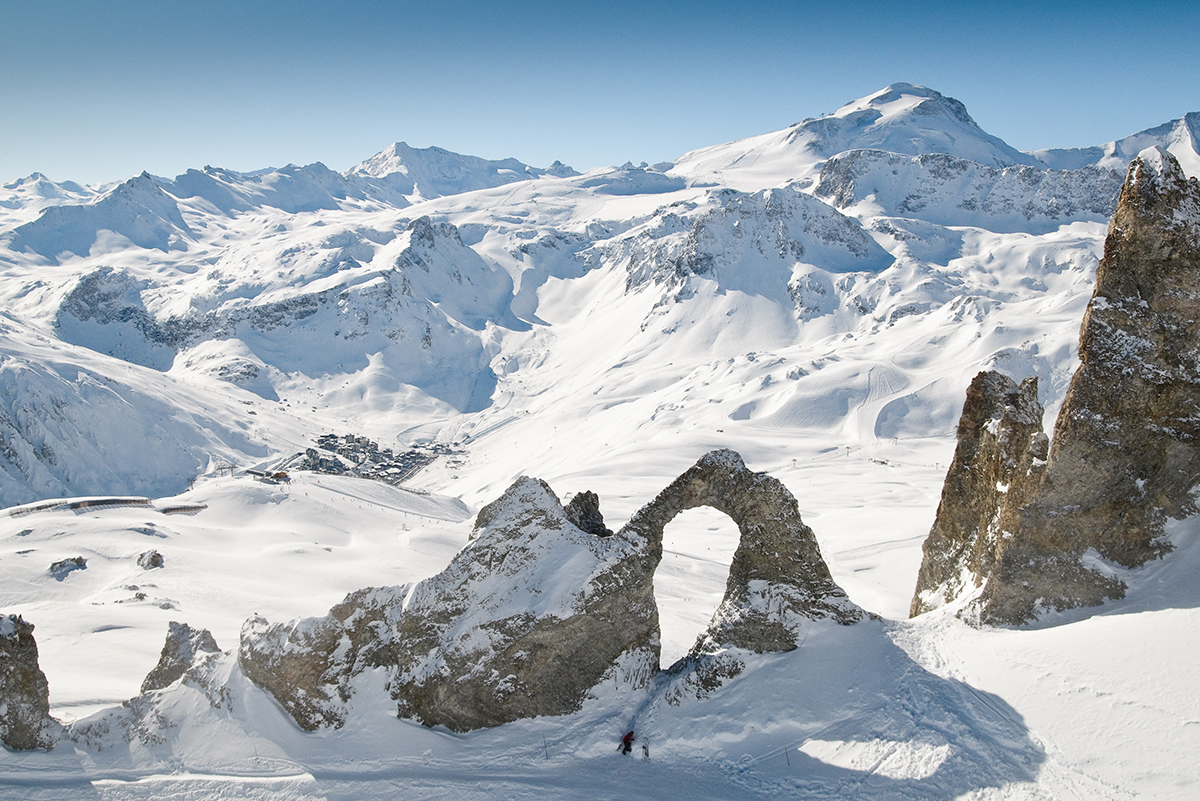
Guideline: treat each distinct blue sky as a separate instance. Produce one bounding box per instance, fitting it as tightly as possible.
[3,0,1198,184]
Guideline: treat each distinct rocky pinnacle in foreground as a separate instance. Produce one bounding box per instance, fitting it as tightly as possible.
[0,614,56,750]
[914,147,1200,624]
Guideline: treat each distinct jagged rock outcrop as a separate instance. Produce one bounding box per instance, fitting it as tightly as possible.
[631,450,863,702]
[54,267,185,371]
[241,479,654,733]
[240,449,856,732]
[0,614,56,750]
[140,622,221,693]
[912,148,1200,625]
[240,585,408,731]
[137,549,165,570]
[564,490,613,536]
[910,372,1048,616]
[625,449,861,653]
[387,477,658,731]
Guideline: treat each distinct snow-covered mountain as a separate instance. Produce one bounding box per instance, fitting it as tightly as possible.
[347,141,579,201]
[1030,110,1200,176]
[669,83,1043,192]
[1,83,1199,799]
[0,173,99,228]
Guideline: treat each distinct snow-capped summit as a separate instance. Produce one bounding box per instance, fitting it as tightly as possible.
[0,173,98,228]
[791,83,1040,168]
[671,83,1041,191]
[1,172,92,201]
[7,172,191,261]
[1029,111,1200,178]
[346,141,578,200]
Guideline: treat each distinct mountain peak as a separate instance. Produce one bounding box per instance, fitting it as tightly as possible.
[1028,112,1200,177]
[346,142,577,200]
[857,82,978,127]
[793,83,1029,166]
[815,83,977,130]
[671,83,1039,190]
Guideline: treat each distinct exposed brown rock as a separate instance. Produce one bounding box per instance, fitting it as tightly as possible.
[0,614,56,750]
[624,449,861,654]
[910,372,1047,616]
[239,449,856,732]
[913,148,1200,625]
[140,621,221,693]
[387,476,658,732]
[239,585,408,731]
[564,490,613,536]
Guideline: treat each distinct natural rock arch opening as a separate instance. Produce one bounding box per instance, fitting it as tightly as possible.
[622,449,862,656]
[654,507,740,667]
[240,449,863,733]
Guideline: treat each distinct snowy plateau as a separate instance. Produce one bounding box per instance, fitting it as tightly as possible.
[1,83,1199,799]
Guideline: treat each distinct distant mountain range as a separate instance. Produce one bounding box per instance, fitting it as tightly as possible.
[0,82,1195,509]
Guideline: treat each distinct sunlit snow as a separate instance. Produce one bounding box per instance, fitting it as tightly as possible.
[1,83,1198,800]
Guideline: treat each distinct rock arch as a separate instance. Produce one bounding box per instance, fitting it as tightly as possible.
[621,449,861,655]
[239,449,861,732]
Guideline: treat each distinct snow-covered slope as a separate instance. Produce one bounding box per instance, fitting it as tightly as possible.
[0,311,310,506]
[0,83,1198,799]
[347,141,578,201]
[670,83,1043,192]
[1030,111,1200,177]
[167,162,408,215]
[0,173,98,229]
[7,173,193,260]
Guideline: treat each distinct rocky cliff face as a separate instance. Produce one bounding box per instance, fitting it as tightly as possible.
[580,185,894,300]
[140,622,221,693]
[0,614,56,750]
[387,476,658,731]
[814,149,1122,234]
[913,147,1200,625]
[628,450,863,702]
[241,476,656,733]
[625,449,861,654]
[910,372,1048,617]
[240,449,857,732]
[240,585,409,731]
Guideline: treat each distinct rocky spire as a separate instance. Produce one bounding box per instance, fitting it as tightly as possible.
[140,622,221,693]
[0,614,56,750]
[912,147,1200,625]
[910,372,1047,617]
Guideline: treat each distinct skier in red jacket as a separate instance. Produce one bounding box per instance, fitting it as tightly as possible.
[621,731,635,755]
